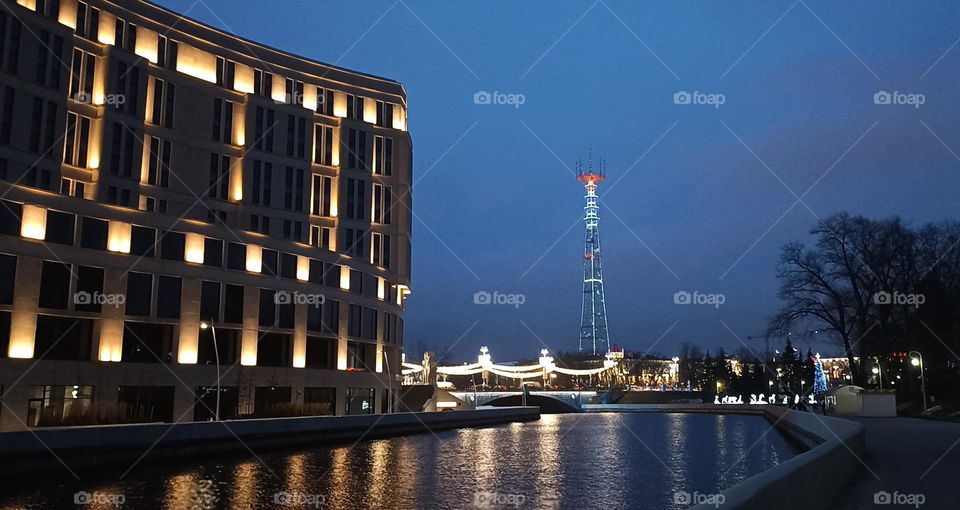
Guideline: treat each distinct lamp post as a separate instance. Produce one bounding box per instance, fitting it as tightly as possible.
[872,360,883,390]
[200,321,220,421]
[909,350,927,413]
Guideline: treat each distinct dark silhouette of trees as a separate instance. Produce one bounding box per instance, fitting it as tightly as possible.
[774,213,960,398]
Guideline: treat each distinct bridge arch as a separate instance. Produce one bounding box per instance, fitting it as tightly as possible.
[483,394,580,413]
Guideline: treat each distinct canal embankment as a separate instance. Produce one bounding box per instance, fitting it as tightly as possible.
[582,403,864,510]
[0,406,540,478]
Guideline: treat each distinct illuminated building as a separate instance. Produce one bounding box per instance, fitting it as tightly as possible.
[0,0,410,429]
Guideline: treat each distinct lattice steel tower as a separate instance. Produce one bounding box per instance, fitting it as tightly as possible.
[577,153,611,355]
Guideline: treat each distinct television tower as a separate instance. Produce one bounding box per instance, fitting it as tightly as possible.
[577,152,611,355]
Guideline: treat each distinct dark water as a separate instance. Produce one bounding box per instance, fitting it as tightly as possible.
[1,413,802,510]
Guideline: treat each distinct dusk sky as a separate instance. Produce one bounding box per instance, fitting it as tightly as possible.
[156,0,960,362]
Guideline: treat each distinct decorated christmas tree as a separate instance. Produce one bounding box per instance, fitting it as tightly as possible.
[812,352,828,395]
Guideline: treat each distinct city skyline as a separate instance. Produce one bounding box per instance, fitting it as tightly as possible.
[152,0,960,362]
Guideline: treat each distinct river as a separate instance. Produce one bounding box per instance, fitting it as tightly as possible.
[1,412,803,509]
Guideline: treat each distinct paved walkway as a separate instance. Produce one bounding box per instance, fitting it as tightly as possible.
[829,416,960,510]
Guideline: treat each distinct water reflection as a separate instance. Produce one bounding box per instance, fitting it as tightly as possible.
[2,413,802,510]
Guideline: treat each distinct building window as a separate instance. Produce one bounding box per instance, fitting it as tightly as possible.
[373,135,393,176]
[0,14,20,74]
[372,183,392,224]
[212,98,234,143]
[375,100,394,128]
[343,128,368,170]
[249,215,270,235]
[254,106,275,152]
[75,1,100,41]
[203,238,223,268]
[281,220,303,242]
[283,167,305,211]
[315,86,334,116]
[149,76,175,128]
[114,17,138,52]
[160,231,185,260]
[313,125,334,166]
[208,153,230,199]
[69,48,96,103]
[215,57,235,88]
[341,228,366,259]
[226,242,246,270]
[80,217,108,250]
[108,122,139,177]
[284,77,304,106]
[285,114,307,159]
[253,68,272,98]
[250,160,272,205]
[44,210,75,246]
[371,232,391,269]
[35,30,63,89]
[38,261,71,309]
[145,135,172,187]
[23,167,52,191]
[309,225,332,250]
[0,86,15,145]
[343,177,366,220]
[156,275,181,319]
[74,266,104,313]
[113,60,139,115]
[60,178,85,198]
[130,226,156,257]
[310,175,333,217]
[156,35,178,70]
[345,94,364,120]
[345,388,374,415]
[126,272,153,317]
[28,98,59,155]
[28,385,95,427]
[63,112,92,167]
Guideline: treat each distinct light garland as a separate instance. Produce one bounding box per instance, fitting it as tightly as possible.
[403,348,616,380]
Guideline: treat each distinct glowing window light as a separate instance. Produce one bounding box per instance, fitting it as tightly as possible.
[184,233,205,264]
[107,221,132,253]
[134,29,159,64]
[333,92,347,118]
[339,266,350,290]
[20,204,46,240]
[233,63,255,94]
[377,277,385,300]
[296,256,310,281]
[246,245,262,273]
[362,98,377,124]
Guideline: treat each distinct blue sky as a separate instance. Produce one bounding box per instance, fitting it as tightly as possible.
[155,0,960,362]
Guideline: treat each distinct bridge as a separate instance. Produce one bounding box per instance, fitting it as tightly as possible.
[450,391,598,413]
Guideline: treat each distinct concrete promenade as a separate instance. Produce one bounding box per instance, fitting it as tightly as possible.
[0,406,540,479]
[828,416,960,510]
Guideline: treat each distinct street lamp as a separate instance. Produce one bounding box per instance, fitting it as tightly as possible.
[200,320,220,421]
[872,362,883,389]
[909,350,927,413]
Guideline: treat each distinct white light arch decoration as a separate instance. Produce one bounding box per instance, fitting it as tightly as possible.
[401,347,616,379]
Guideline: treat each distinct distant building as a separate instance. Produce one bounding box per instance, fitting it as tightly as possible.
[0,0,411,429]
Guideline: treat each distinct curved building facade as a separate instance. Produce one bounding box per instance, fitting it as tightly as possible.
[0,0,411,429]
